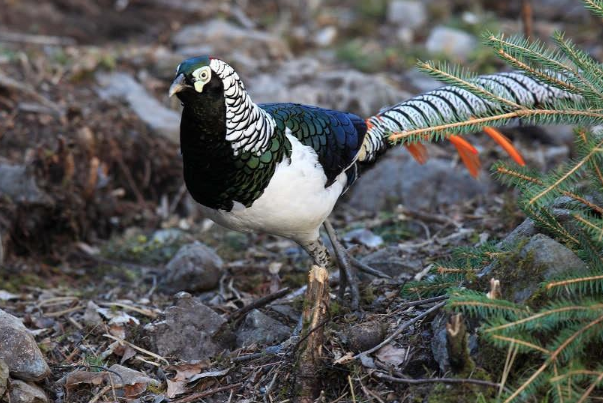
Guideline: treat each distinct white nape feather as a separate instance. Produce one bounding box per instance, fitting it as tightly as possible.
[200,129,347,246]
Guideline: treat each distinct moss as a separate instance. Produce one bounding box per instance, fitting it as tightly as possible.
[426,367,495,403]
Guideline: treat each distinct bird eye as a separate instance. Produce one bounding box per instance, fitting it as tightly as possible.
[201,72,208,80]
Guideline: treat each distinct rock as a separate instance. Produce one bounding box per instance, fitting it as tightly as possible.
[313,26,337,47]
[489,234,588,304]
[387,0,427,29]
[0,359,8,397]
[96,72,180,143]
[342,321,386,353]
[172,20,290,71]
[82,301,104,328]
[426,26,477,62]
[343,229,383,248]
[235,309,290,347]
[404,69,442,93]
[8,380,47,403]
[144,292,230,361]
[360,246,422,279]
[0,310,50,381]
[347,148,491,212]
[248,58,412,118]
[497,218,537,249]
[0,164,52,206]
[162,242,223,293]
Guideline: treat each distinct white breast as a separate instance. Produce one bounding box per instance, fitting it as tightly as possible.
[200,131,347,246]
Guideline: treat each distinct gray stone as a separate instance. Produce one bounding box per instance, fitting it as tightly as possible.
[162,242,223,293]
[343,229,383,248]
[144,293,230,361]
[347,148,491,212]
[248,58,412,118]
[489,234,588,304]
[426,26,477,62]
[0,310,50,381]
[96,72,180,143]
[342,321,386,353]
[172,20,290,70]
[0,165,52,206]
[360,246,422,278]
[388,0,427,29]
[0,359,8,397]
[8,380,47,403]
[314,26,337,47]
[497,218,537,249]
[236,310,290,347]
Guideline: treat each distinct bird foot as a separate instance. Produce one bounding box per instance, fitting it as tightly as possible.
[324,220,360,311]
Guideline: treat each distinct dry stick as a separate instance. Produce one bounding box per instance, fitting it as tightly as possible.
[521,0,534,38]
[372,372,501,389]
[0,31,76,46]
[354,301,447,360]
[295,266,330,403]
[349,256,392,279]
[171,383,242,403]
[227,287,290,323]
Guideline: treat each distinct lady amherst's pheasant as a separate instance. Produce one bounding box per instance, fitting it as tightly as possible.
[169,56,571,308]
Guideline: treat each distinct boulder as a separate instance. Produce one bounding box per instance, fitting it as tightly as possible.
[96,72,180,143]
[248,58,412,118]
[235,310,290,347]
[347,148,491,212]
[162,242,223,293]
[387,0,427,30]
[144,292,230,361]
[0,310,50,381]
[172,20,291,71]
[426,26,477,62]
[8,380,47,403]
[360,246,422,279]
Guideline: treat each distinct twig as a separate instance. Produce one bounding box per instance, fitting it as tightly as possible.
[354,301,447,360]
[171,383,242,403]
[103,334,169,365]
[521,0,533,39]
[0,31,76,46]
[227,287,290,323]
[88,385,111,403]
[372,372,501,388]
[349,256,392,279]
[96,302,159,318]
[295,266,330,402]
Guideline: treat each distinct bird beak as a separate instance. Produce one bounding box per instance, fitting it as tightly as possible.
[169,74,188,97]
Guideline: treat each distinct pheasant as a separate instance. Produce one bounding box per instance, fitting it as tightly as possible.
[169,56,572,308]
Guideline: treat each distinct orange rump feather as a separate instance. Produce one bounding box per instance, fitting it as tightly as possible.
[483,127,526,166]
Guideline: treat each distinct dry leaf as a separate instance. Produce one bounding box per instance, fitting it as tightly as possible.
[375,344,408,367]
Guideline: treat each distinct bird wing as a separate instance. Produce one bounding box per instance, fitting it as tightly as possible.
[260,103,367,187]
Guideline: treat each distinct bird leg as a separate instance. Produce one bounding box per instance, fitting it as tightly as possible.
[302,235,358,310]
[324,220,360,310]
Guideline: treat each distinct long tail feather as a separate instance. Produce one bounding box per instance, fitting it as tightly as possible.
[361,70,574,171]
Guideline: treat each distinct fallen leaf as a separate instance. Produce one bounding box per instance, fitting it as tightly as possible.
[65,371,107,388]
[375,344,408,367]
[166,379,187,399]
[188,367,230,383]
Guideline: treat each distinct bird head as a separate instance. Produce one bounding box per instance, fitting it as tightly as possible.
[169,56,224,101]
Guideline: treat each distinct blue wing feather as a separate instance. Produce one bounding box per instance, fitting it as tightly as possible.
[260,103,367,189]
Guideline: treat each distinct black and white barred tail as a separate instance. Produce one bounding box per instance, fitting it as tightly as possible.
[357,71,577,164]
